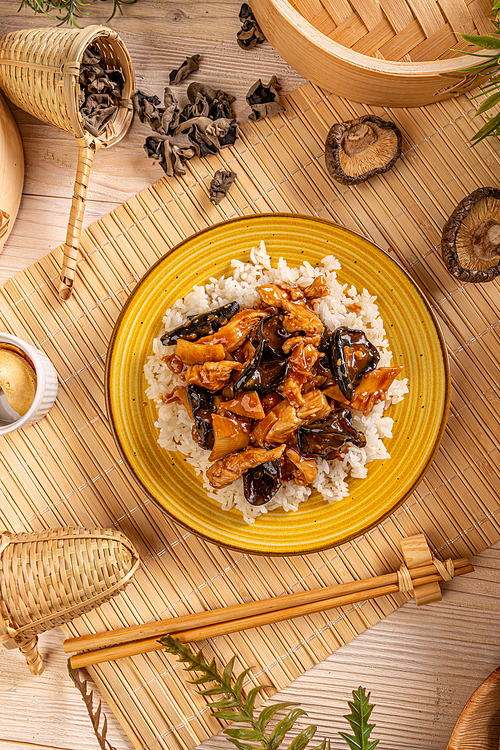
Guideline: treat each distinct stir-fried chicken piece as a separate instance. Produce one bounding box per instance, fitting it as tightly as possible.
[282,298,324,336]
[282,334,322,353]
[296,389,331,421]
[303,276,330,299]
[257,284,288,308]
[265,399,303,444]
[323,366,403,414]
[185,360,244,392]
[285,447,317,486]
[281,342,323,407]
[288,341,322,375]
[207,444,286,489]
[198,310,266,352]
[175,339,226,365]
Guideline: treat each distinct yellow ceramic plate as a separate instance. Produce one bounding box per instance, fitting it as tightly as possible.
[106,214,449,555]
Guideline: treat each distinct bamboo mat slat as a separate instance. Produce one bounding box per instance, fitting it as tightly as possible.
[1,80,500,750]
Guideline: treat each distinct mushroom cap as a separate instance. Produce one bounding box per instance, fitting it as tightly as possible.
[324,115,402,186]
[441,187,500,283]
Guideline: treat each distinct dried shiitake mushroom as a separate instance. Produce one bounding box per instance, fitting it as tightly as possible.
[441,187,500,283]
[325,114,402,185]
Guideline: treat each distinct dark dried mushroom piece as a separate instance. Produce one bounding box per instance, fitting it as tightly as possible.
[243,459,282,505]
[161,302,240,345]
[134,91,163,131]
[237,3,266,50]
[210,170,237,205]
[80,93,117,137]
[325,115,402,185]
[441,187,500,283]
[246,76,285,121]
[297,408,366,458]
[330,327,380,402]
[186,385,214,450]
[235,315,290,393]
[209,90,236,122]
[143,136,195,177]
[169,54,201,85]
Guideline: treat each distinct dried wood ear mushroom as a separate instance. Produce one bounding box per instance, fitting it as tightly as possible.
[441,187,500,283]
[325,115,402,185]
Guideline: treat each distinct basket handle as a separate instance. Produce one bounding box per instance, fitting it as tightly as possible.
[18,635,45,675]
[58,143,96,301]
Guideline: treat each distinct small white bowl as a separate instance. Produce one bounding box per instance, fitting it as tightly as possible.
[0,333,58,435]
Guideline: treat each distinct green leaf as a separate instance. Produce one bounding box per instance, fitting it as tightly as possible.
[476,91,500,113]
[197,686,229,697]
[223,657,236,685]
[245,686,270,715]
[233,668,254,699]
[225,728,266,741]
[285,725,317,750]
[257,703,298,732]
[226,739,260,750]
[471,111,500,143]
[269,709,307,750]
[339,687,380,750]
[213,711,251,722]
[461,33,500,49]
[209,698,241,710]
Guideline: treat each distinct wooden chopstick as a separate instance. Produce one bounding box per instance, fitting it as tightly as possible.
[65,558,469,654]
[68,559,473,669]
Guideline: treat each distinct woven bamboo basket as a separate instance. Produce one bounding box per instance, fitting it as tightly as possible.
[251,0,492,107]
[0,527,140,675]
[0,25,135,300]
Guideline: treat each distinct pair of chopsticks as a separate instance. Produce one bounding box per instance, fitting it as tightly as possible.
[65,555,473,669]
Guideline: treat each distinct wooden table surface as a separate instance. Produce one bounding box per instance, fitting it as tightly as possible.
[1,2,499,749]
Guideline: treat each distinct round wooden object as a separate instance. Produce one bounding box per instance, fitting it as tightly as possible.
[251,0,490,106]
[447,667,500,749]
[0,91,23,253]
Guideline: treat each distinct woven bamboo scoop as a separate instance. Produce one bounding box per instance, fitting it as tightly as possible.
[65,534,473,669]
[0,527,140,675]
[0,25,135,301]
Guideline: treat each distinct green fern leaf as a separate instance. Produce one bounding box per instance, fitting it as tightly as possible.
[269,709,307,750]
[285,725,317,750]
[233,668,253,699]
[225,728,266,741]
[213,710,250,722]
[257,703,298,732]
[226,738,261,750]
[197,686,229,697]
[339,687,379,750]
[223,657,236,684]
[245,686,271,714]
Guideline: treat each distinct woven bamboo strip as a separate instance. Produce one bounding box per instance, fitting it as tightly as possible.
[0,81,500,749]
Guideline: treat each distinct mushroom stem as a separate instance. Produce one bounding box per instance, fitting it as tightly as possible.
[472,219,500,261]
[342,123,377,156]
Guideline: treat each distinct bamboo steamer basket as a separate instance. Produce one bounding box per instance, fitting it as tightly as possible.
[447,667,500,750]
[0,526,140,675]
[0,25,135,300]
[251,0,491,107]
[0,91,24,253]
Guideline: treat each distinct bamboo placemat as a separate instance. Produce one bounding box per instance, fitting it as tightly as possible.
[1,81,500,750]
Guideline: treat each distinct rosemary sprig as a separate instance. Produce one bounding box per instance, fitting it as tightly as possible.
[17,0,137,27]
[161,635,378,750]
[455,0,500,143]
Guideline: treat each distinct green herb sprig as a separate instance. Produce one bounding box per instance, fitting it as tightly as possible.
[455,0,500,143]
[18,0,137,27]
[161,635,380,750]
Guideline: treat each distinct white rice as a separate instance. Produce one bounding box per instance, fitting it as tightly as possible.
[144,242,409,524]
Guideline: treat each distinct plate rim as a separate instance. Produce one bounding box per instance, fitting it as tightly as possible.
[105,212,451,556]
